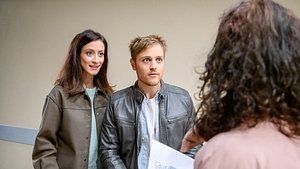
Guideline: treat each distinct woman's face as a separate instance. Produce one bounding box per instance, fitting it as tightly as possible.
[80,40,105,80]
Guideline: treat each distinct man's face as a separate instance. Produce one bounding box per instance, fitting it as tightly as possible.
[130,44,165,89]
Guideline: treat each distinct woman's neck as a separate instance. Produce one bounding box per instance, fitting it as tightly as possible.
[83,76,94,88]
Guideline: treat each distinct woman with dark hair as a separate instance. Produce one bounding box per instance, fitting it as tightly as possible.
[183,0,300,168]
[32,29,113,169]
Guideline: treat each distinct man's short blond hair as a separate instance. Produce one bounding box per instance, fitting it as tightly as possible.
[129,34,167,60]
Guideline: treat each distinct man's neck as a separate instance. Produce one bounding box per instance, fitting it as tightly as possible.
[138,82,160,99]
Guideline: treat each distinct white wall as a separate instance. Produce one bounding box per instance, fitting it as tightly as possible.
[1,0,299,168]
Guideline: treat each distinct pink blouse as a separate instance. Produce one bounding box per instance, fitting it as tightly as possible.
[194,122,300,169]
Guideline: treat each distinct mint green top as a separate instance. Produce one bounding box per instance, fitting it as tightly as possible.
[86,88,98,169]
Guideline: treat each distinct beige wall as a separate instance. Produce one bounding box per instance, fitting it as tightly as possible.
[1,0,300,168]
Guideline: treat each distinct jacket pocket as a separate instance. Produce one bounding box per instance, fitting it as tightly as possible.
[167,113,188,123]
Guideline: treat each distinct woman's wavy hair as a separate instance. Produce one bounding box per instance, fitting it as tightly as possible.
[55,29,113,95]
[194,0,300,140]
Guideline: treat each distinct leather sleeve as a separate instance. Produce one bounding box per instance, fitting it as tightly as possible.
[184,94,201,158]
[32,96,61,169]
[99,98,127,169]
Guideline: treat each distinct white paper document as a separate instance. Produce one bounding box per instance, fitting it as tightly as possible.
[148,139,194,169]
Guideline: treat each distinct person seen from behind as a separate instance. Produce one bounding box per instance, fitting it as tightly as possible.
[190,0,300,168]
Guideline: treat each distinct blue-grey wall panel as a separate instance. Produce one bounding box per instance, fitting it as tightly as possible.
[0,124,38,145]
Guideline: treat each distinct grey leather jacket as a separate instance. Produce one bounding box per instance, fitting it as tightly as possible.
[99,81,196,169]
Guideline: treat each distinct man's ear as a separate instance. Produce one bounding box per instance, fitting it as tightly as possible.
[130,58,136,71]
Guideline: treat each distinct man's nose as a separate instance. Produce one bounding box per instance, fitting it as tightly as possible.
[150,60,158,69]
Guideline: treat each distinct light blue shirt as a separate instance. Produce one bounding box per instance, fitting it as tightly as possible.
[138,94,159,169]
[86,88,98,169]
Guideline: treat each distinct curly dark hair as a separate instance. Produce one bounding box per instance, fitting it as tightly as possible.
[194,0,300,141]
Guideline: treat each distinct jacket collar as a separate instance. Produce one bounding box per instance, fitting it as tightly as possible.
[133,80,166,104]
[73,86,108,98]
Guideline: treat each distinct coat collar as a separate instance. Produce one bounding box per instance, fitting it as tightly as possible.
[73,86,108,98]
[133,80,166,104]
